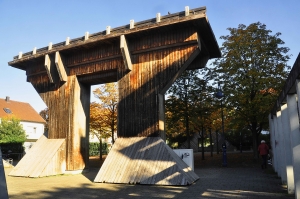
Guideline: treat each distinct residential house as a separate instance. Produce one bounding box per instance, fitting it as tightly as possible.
[0,96,45,152]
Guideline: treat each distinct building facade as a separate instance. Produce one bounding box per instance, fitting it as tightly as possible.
[0,96,45,153]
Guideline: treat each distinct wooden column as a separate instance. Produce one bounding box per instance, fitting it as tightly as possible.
[118,28,200,138]
[29,53,90,171]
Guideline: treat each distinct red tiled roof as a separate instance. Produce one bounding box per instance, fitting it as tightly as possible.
[0,97,45,123]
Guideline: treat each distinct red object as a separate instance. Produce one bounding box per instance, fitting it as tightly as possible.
[258,143,269,155]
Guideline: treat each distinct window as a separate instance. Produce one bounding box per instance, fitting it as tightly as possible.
[3,108,12,114]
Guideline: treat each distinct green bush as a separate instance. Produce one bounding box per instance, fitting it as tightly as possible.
[89,142,108,156]
[0,117,26,144]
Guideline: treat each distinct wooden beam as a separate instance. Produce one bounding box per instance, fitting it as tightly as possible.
[65,37,70,45]
[131,40,197,55]
[130,20,134,29]
[33,47,37,55]
[55,51,68,82]
[120,35,132,71]
[48,42,52,50]
[156,13,161,23]
[84,32,89,41]
[45,54,54,83]
[160,48,200,94]
[106,26,111,35]
[67,54,122,68]
[185,6,189,16]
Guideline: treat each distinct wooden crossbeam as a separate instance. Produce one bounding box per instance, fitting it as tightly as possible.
[120,35,132,71]
[55,51,67,82]
[45,54,54,83]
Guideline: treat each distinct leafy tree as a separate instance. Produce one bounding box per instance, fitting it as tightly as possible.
[90,102,111,159]
[0,117,26,144]
[166,70,208,149]
[203,22,290,159]
[92,83,118,145]
[39,108,49,133]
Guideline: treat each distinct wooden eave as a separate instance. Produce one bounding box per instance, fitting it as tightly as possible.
[8,6,221,70]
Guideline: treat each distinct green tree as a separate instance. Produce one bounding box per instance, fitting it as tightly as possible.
[203,22,290,159]
[0,117,26,144]
[166,70,208,149]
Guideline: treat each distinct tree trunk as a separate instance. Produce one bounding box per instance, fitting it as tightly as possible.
[252,131,259,161]
[100,138,103,161]
[216,130,219,154]
[201,126,205,160]
[209,129,213,157]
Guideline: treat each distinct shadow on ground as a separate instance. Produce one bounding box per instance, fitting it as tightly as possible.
[5,152,293,199]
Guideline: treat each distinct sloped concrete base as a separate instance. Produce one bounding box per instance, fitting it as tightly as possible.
[94,137,199,185]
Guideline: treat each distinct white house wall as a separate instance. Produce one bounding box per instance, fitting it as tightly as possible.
[21,121,44,140]
[20,121,44,153]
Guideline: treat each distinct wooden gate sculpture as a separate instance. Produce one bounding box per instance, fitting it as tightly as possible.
[8,6,220,185]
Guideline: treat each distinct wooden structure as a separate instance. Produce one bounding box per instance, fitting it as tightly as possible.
[9,135,66,177]
[8,6,220,184]
[94,137,198,185]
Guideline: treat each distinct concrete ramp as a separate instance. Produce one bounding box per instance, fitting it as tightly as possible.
[9,135,66,177]
[94,137,199,185]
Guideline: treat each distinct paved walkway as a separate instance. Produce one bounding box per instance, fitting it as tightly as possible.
[4,152,294,199]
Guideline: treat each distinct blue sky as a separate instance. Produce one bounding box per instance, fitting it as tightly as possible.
[0,0,299,112]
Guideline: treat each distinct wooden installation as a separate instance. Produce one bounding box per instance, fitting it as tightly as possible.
[8,6,220,184]
[9,135,66,177]
[94,137,199,185]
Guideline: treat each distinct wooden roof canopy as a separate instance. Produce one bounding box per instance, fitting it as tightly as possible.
[8,6,220,85]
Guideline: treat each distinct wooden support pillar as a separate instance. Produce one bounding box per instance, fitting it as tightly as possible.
[118,32,201,139]
[31,55,90,172]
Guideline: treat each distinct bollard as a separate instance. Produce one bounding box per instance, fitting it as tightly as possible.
[222,143,227,167]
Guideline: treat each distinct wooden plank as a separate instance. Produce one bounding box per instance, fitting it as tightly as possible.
[55,51,67,82]
[95,137,199,185]
[134,138,153,183]
[128,137,151,183]
[120,35,132,71]
[160,47,200,94]
[145,138,164,184]
[9,135,47,176]
[9,136,66,178]
[44,54,54,83]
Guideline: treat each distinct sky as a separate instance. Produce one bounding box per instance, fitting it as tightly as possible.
[0,0,299,113]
